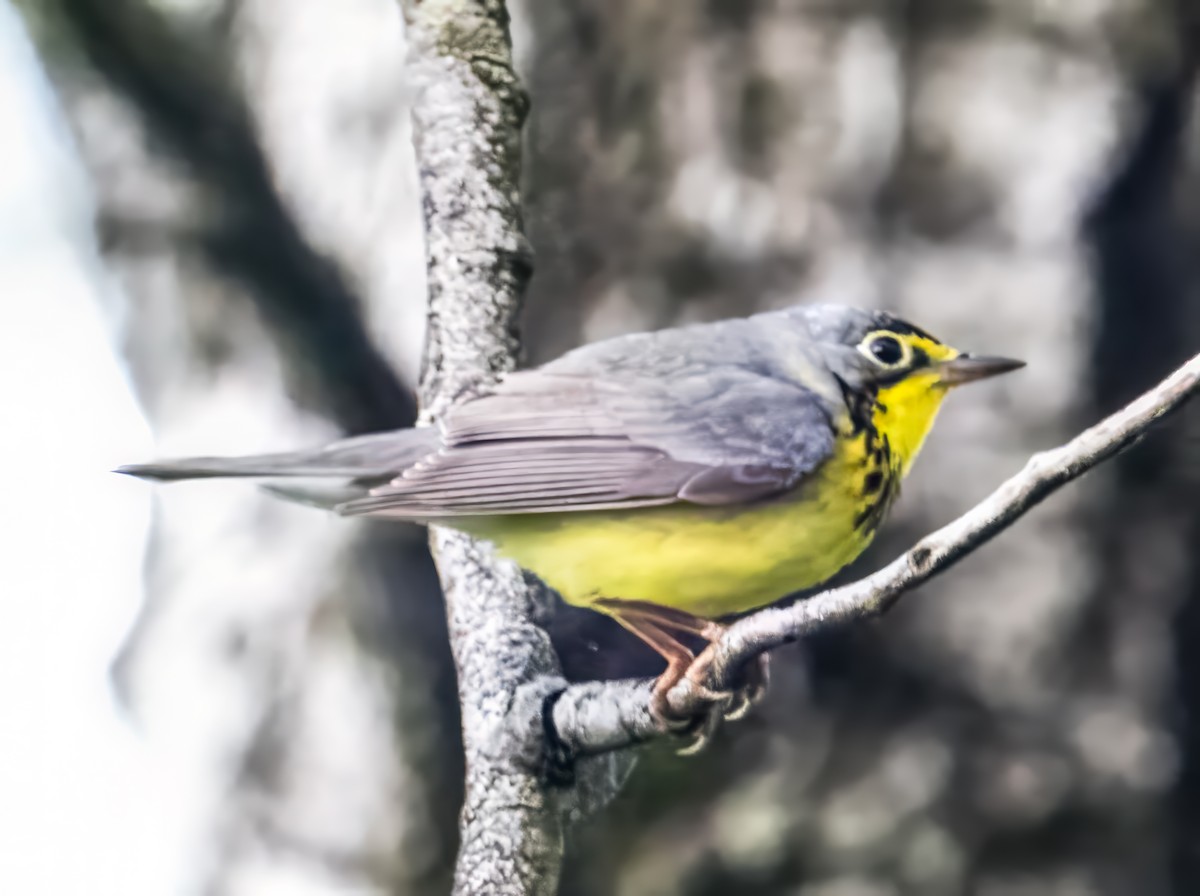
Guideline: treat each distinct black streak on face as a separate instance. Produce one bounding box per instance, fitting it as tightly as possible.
[854,468,900,532]
[834,374,879,436]
[876,315,943,346]
[872,433,890,467]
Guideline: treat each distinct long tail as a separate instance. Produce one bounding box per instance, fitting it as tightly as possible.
[116,427,440,482]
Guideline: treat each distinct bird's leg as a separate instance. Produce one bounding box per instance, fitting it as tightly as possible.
[597,598,726,641]
[601,608,703,729]
[618,603,768,713]
[630,607,768,753]
[596,598,770,749]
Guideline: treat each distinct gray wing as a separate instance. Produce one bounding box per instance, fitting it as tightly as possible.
[338,361,836,519]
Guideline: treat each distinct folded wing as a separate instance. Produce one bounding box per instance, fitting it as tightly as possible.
[338,365,835,519]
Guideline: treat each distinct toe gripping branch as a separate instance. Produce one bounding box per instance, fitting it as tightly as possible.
[539,602,773,768]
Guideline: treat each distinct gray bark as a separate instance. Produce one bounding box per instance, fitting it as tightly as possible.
[402,2,563,892]
[403,6,648,890]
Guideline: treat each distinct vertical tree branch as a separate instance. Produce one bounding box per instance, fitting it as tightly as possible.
[402,1,565,893]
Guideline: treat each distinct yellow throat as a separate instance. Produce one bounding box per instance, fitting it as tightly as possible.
[870,342,960,477]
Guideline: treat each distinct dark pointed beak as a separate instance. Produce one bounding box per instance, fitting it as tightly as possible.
[938,353,1026,386]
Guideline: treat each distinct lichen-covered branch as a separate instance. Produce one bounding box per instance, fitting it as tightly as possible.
[401,1,563,893]
[549,351,1200,758]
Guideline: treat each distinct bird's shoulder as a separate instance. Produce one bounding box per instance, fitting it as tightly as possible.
[533,311,794,381]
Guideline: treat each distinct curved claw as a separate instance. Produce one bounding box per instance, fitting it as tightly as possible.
[676,706,725,756]
[650,670,728,726]
[649,682,698,734]
[674,670,768,754]
[660,653,773,754]
[652,677,733,756]
[722,694,754,723]
[723,652,771,722]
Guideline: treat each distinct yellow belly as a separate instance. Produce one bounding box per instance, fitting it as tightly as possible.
[458,437,892,619]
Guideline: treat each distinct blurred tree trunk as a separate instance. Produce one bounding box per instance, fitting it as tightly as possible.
[20,2,461,894]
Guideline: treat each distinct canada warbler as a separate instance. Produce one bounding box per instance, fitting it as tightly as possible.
[120,304,1023,704]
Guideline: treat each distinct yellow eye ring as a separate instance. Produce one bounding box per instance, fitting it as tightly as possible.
[859,331,911,369]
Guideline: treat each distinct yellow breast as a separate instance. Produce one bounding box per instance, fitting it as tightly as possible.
[462,429,896,618]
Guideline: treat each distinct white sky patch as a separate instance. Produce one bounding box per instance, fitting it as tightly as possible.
[0,4,184,894]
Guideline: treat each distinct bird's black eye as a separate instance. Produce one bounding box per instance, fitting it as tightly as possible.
[868,335,905,366]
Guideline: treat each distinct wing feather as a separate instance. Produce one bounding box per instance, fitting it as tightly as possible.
[338,356,837,520]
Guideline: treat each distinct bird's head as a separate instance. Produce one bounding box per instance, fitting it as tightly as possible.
[793,305,1025,473]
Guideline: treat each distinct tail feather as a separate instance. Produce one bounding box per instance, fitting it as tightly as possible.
[116,427,440,483]
[259,482,369,509]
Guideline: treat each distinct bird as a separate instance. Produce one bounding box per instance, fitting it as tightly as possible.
[119,304,1023,722]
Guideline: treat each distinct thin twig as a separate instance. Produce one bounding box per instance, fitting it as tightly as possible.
[551,350,1200,757]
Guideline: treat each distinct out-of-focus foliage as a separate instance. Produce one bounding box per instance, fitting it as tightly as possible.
[17,0,1200,894]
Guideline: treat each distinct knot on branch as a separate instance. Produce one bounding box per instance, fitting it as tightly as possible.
[502,676,574,778]
[909,544,933,570]
[539,688,576,787]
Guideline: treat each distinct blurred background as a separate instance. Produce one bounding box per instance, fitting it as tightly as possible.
[4,1,1200,894]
